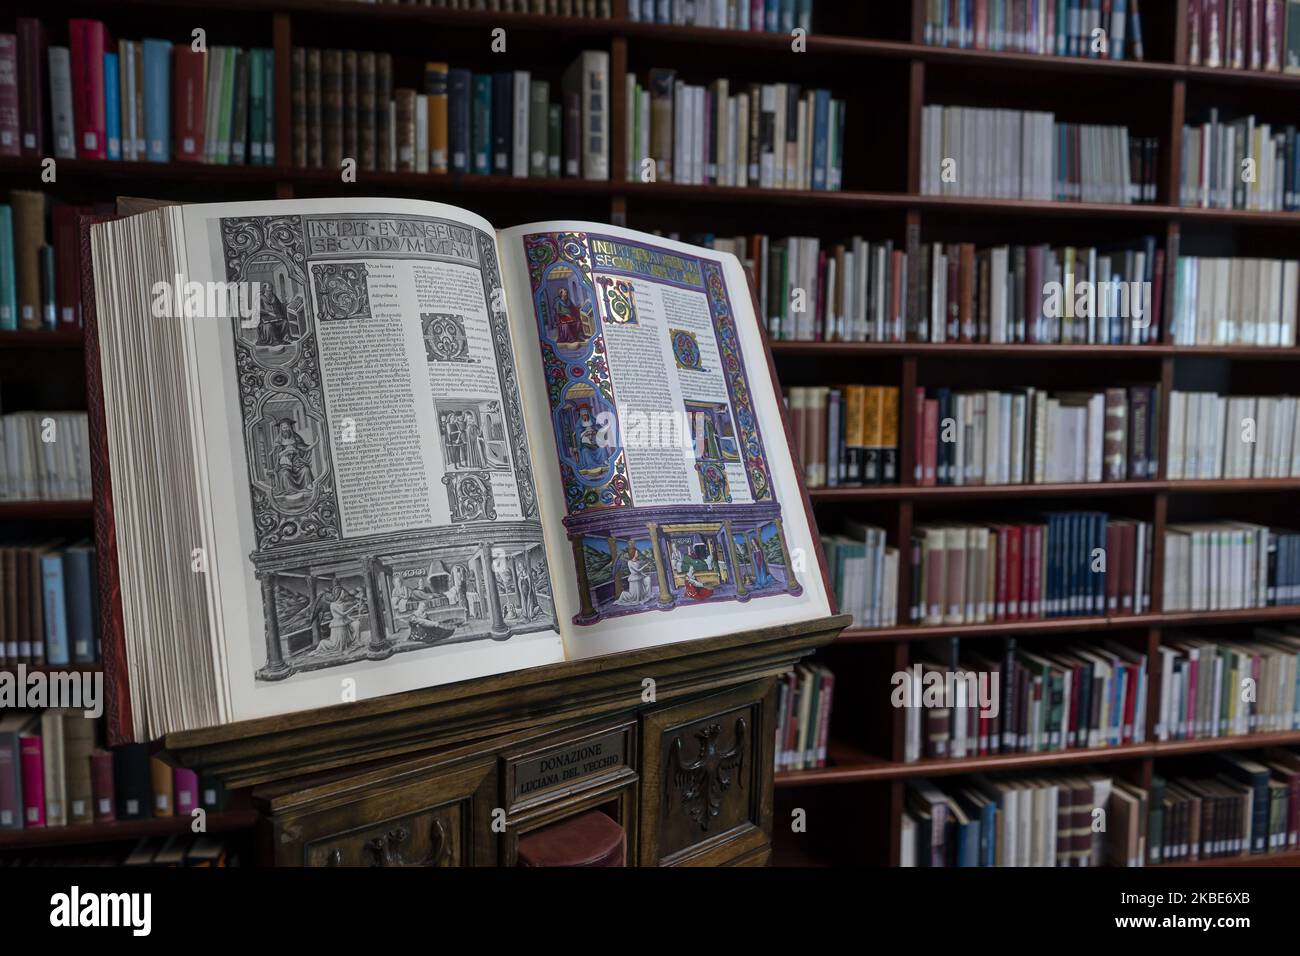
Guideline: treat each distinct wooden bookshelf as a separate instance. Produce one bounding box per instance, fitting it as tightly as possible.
[0,808,257,851]
[4,0,1299,867]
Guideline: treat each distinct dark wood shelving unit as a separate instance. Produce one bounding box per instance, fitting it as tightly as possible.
[0,809,258,851]
[5,0,1299,868]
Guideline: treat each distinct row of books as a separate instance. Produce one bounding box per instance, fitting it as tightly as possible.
[919,105,1161,204]
[0,19,274,164]
[823,524,901,629]
[1167,391,1300,480]
[0,412,91,501]
[1156,627,1300,741]
[0,540,99,666]
[629,0,811,30]
[291,48,610,179]
[1180,111,1300,211]
[631,71,844,189]
[1142,753,1300,862]
[0,191,105,332]
[775,663,833,772]
[909,515,1156,626]
[1162,523,1300,611]
[912,385,1160,487]
[1,832,235,867]
[904,772,1115,866]
[420,0,611,13]
[1169,256,1299,347]
[922,0,1147,60]
[915,239,1163,345]
[739,235,905,342]
[902,750,1300,865]
[903,637,1148,763]
[1188,0,1296,73]
[787,385,899,488]
[0,713,228,830]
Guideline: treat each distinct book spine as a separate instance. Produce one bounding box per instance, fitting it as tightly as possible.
[103,52,121,160]
[426,61,449,174]
[16,19,46,156]
[69,19,108,160]
[0,35,22,157]
[172,47,206,162]
[142,39,171,161]
[47,47,76,159]
[19,735,43,827]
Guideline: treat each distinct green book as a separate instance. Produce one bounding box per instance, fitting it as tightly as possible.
[0,206,16,331]
[248,49,265,166]
[546,102,562,178]
[216,47,236,164]
[528,79,549,178]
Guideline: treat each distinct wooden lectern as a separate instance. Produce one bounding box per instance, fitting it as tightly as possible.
[163,614,847,866]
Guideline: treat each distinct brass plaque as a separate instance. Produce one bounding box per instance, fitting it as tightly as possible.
[513,731,626,801]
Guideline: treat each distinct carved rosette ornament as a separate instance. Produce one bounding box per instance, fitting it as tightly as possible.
[669,717,747,832]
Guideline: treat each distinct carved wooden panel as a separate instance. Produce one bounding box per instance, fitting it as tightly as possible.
[638,679,777,867]
[268,758,497,866]
[306,806,461,867]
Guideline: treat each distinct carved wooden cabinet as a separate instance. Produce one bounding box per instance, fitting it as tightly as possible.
[164,615,846,867]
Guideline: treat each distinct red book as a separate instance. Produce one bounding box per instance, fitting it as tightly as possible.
[16,18,45,157]
[993,524,1008,621]
[1029,524,1043,618]
[922,398,938,487]
[90,748,115,822]
[68,18,109,160]
[173,767,199,816]
[0,34,19,157]
[974,0,988,49]
[1007,525,1022,621]
[19,735,44,827]
[52,204,91,328]
[172,46,206,162]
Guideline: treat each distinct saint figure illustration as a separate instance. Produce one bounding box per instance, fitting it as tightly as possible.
[575,407,606,472]
[554,287,584,344]
[256,281,291,346]
[270,419,316,497]
[613,542,655,606]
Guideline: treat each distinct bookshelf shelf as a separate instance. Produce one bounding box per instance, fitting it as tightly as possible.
[808,478,1300,503]
[0,809,258,851]
[777,731,1300,789]
[0,330,84,350]
[0,663,102,674]
[1156,847,1300,867]
[0,500,94,519]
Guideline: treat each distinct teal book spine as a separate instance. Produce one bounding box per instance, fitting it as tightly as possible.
[41,553,70,666]
[472,73,492,175]
[0,206,16,331]
[104,52,121,160]
[40,243,55,330]
[248,48,265,166]
[263,48,276,166]
[142,38,172,161]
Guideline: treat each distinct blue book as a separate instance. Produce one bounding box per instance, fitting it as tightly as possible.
[781,0,796,33]
[41,552,70,666]
[1112,0,1128,59]
[264,48,276,166]
[142,38,172,162]
[811,89,830,190]
[103,53,122,160]
[63,545,98,664]
[796,0,812,32]
[0,206,16,332]
[448,68,472,174]
[764,0,779,32]
[472,73,492,176]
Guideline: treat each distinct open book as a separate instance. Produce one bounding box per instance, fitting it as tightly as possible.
[88,198,830,741]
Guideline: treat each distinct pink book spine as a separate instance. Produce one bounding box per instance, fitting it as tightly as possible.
[173,767,199,816]
[19,735,44,827]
